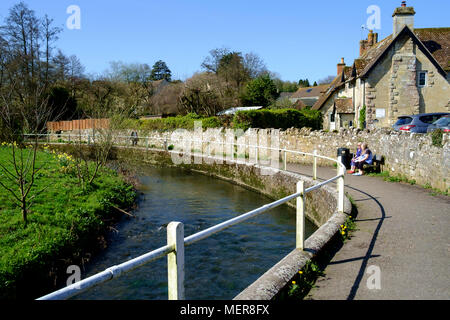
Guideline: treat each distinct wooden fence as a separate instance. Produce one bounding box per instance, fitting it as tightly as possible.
[47,119,110,132]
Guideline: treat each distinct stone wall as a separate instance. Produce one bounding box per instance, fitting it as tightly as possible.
[279,127,449,192]
[54,126,449,192]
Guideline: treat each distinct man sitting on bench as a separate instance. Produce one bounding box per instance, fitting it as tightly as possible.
[353,142,373,176]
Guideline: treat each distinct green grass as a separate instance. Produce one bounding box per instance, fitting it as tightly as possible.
[0,145,136,299]
[368,171,448,196]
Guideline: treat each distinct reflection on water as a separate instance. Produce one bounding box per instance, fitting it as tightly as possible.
[74,166,316,300]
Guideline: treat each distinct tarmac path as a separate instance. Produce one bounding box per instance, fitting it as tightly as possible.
[286,163,449,300]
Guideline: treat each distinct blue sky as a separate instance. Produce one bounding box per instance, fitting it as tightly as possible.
[0,0,448,82]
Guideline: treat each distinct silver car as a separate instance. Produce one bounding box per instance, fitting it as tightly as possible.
[426,115,450,133]
[393,113,449,133]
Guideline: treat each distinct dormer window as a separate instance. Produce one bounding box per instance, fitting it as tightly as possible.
[418,71,427,87]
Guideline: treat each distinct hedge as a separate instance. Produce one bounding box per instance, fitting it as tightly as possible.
[232,108,322,131]
[114,113,223,131]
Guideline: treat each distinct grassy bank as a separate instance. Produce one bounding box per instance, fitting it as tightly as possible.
[0,144,136,299]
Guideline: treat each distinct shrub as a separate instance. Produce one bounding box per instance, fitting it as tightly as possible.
[359,106,366,129]
[233,108,322,131]
[115,113,224,131]
[431,129,443,147]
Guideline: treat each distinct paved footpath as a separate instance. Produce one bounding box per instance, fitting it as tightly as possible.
[286,163,449,300]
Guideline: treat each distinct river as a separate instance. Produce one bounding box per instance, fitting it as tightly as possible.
[73,165,316,300]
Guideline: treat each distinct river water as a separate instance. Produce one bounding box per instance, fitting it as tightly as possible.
[74,166,316,300]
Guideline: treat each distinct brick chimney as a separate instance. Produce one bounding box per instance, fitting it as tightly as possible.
[359,30,379,56]
[337,58,345,76]
[393,1,415,37]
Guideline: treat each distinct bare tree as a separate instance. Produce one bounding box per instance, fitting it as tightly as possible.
[0,83,58,226]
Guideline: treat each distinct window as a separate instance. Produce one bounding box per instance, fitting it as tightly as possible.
[418,71,427,87]
[394,117,412,126]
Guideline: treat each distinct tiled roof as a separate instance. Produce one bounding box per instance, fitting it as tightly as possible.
[415,28,450,72]
[335,98,354,114]
[312,73,345,110]
[291,84,328,99]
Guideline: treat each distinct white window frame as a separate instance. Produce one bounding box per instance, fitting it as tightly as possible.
[418,71,427,87]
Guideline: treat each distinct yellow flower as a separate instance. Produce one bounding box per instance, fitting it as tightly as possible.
[292,281,296,285]
[298,271,303,275]
[341,231,345,235]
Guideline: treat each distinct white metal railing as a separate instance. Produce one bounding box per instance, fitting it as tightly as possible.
[22,132,345,300]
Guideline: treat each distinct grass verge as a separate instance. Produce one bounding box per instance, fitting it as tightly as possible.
[0,145,136,299]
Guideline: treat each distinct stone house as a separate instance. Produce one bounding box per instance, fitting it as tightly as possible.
[312,2,450,130]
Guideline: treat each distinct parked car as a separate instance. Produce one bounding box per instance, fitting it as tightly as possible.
[392,112,450,133]
[426,115,450,133]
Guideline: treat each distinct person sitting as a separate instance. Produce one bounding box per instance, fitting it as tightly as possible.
[353,142,373,176]
[347,142,362,174]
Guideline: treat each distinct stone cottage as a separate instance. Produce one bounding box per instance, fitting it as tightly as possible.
[313,1,450,130]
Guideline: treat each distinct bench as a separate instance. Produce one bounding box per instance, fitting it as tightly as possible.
[363,154,385,173]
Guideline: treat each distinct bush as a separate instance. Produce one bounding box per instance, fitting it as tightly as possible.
[233,108,322,131]
[359,106,366,129]
[431,129,443,147]
[115,113,224,131]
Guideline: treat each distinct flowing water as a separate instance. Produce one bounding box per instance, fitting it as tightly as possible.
[74,166,316,300]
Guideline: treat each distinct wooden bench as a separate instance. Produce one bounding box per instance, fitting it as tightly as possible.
[363,154,385,173]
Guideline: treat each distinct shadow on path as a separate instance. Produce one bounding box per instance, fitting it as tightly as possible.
[344,184,386,300]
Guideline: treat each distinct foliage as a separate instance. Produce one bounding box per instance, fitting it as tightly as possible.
[241,75,279,107]
[150,60,172,81]
[0,146,136,299]
[273,79,299,93]
[298,79,311,88]
[115,113,223,131]
[275,261,325,300]
[178,72,239,117]
[430,129,443,148]
[270,97,294,110]
[201,47,267,81]
[359,105,366,130]
[233,108,322,131]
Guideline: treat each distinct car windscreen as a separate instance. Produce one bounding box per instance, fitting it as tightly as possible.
[395,117,412,126]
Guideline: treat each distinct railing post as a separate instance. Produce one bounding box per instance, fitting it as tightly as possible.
[255,145,258,164]
[167,222,185,300]
[313,150,317,180]
[283,150,287,171]
[337,158,345,213]
[164,138,168,151]
[296,181,305,250]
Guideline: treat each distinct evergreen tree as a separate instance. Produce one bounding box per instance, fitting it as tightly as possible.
[298,79,311,87]
[150,60,172,81]
[242,75,279,107]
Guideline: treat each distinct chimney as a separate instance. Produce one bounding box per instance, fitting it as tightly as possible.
[393,1,415,37]
[337,58,345,76]
[359,30,378,56]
